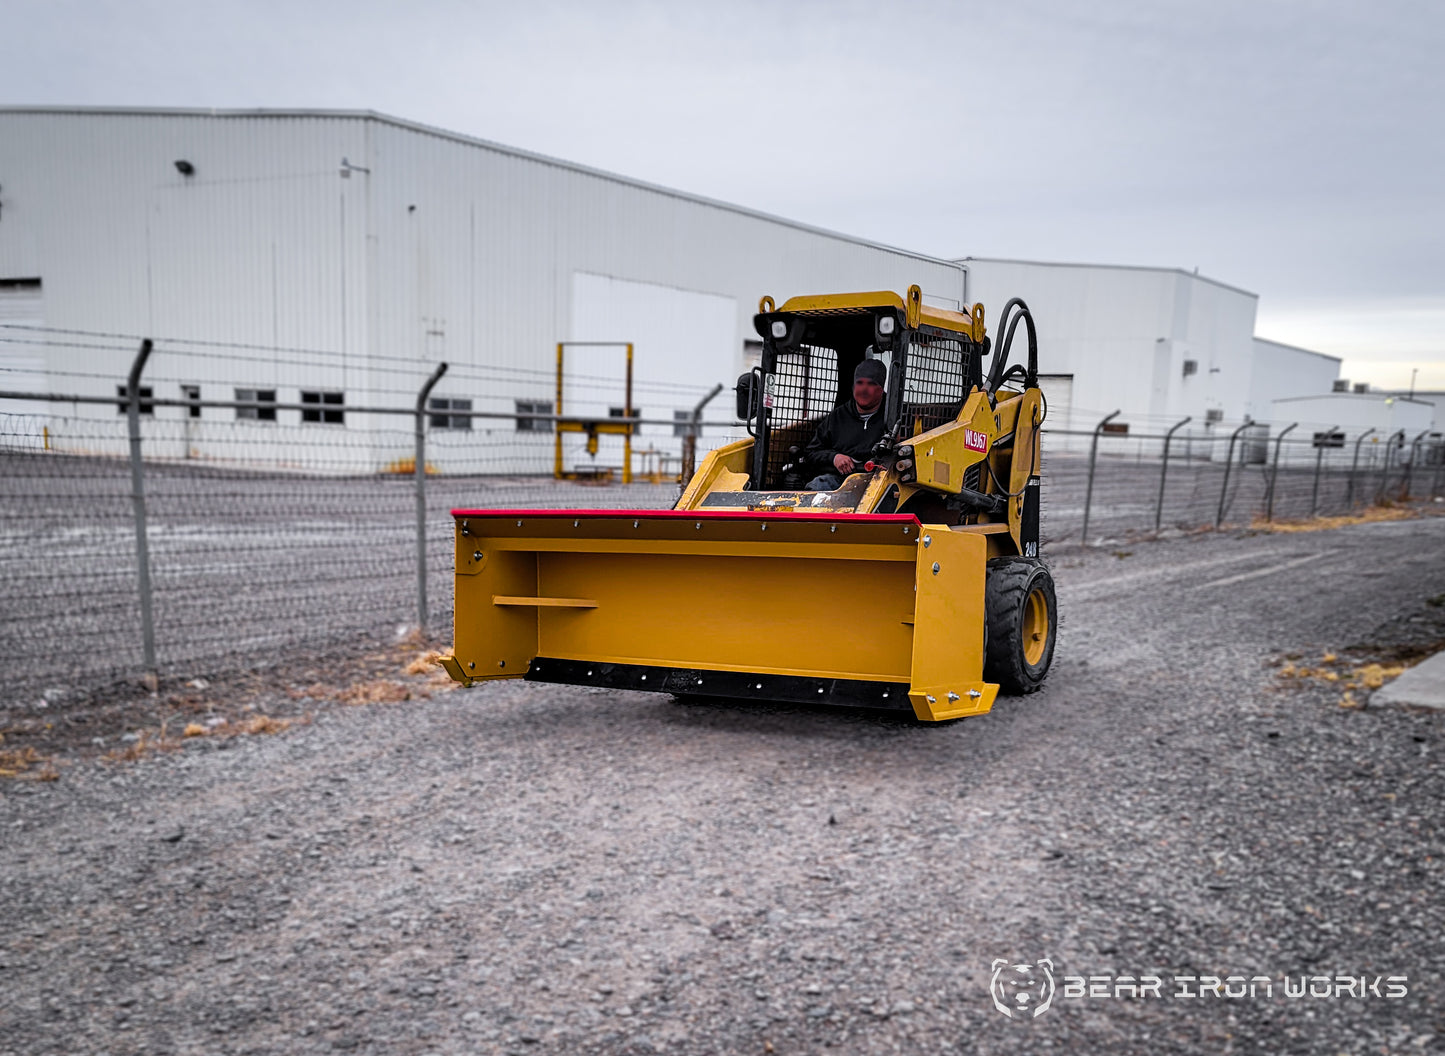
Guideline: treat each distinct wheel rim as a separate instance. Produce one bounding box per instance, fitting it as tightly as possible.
[1022,585,1050,667]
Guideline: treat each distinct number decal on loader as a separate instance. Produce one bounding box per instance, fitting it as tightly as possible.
[965,428,989,453]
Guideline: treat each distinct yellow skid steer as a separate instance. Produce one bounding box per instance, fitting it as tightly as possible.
[440,285,1056,721]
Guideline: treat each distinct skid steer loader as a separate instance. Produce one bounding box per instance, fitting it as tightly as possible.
[439,285,1056,721]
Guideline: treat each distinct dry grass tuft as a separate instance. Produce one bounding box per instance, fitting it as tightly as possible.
[0,742,60,781]
[337,680,413,706]
[404,650,447,676]
[1254,506,1418,534]
[101,713,303,765]
[235,714,295,735]
[1275,650,1408,699]
[1354,662,1405,690]
[103,727,182,763]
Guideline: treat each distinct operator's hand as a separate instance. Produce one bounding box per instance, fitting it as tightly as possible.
[833,453,856,474]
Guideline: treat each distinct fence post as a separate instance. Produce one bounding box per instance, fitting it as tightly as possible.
[1215,417,1254,530]
[682,383,725,486]
[1310,425,1337,517]
[1433,437,1444,499]
[1154,416,1191,533]
[1402,428,1432,501]
[1376,429,1404,504]
[126,340,157,687]
[1264,422,1297,523]
[1081,409,1120,544]
[415,362,449,635]
[1347,428,1375,508]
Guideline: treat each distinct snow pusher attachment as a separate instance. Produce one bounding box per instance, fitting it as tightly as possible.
[441,285,1057,720]
[440,509,996,721]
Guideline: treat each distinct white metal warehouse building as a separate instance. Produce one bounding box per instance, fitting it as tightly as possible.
[0,107,1354,471]
[962,258,1344,449]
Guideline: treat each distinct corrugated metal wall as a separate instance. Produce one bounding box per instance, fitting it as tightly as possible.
[0,109,964,471]
[964,258,1261,442]
[1250,339,1341,420]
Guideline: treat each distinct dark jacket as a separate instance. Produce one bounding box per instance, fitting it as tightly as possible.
[803,400,888,470]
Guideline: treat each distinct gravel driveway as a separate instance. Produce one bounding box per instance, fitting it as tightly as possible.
[3,515,1444,1054]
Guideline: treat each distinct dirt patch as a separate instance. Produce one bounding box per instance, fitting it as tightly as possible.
[0,635,460,778]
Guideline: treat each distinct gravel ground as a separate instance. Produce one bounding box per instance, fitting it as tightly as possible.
[3,514,1444,1055]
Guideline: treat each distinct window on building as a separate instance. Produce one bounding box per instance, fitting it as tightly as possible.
[743,339,763,371]
[1181,359,1198,377]
[673,410,695,438]
[1204,408,1223,424]
[515,399,553,433]
[115,385,155,415]
[429,396,473,431]
[609,406,640,434]
[236,388,277,422]
[301,390,345,424]
[181,384,201,419]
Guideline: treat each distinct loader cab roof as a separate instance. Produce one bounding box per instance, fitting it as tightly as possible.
[772,290,986,340]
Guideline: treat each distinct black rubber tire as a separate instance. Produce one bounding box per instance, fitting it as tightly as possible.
[983,557,1057,695]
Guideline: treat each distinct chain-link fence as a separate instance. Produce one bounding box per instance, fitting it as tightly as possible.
[1,334,739,706]
[1052,415,1442,545]
[3,342,1441,706]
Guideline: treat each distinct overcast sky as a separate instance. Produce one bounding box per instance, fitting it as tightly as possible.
[5,0,1442,387]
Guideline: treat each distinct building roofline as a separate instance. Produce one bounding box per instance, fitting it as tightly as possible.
[1272,392,1437,406]
[1252,337,1342,364]
[957,255,1257,299]
[0,105,964,275]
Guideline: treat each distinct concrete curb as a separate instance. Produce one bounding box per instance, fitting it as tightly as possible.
[1373,649,1445,710]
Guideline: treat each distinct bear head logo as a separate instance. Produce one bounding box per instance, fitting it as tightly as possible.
[990,958,1056,1019]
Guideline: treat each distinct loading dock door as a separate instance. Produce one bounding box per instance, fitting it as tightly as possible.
[1036,373,1074,432]
[0,280,49,426]
[566,272,737,474]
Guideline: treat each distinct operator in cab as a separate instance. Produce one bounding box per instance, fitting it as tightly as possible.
[803,359,888,491]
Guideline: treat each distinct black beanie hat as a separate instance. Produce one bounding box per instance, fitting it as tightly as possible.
[854,359,887,386]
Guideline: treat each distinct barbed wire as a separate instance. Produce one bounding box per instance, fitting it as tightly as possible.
[0,325,726,398]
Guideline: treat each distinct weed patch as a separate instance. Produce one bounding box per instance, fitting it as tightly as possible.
[1253,506,1419,534]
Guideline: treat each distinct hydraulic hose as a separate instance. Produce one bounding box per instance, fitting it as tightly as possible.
[986,298,1038,395]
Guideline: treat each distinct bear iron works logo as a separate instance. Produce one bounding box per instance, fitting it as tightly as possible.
[990,958,1056,1019]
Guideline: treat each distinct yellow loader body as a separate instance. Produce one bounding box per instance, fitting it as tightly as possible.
[441,285,1056,720]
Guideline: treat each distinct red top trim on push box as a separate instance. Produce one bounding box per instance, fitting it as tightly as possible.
[449,508,924,526]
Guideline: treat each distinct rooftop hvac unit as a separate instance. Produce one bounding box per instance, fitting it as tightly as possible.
[1333,379,1349,392]
[1353,382,1369,393]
